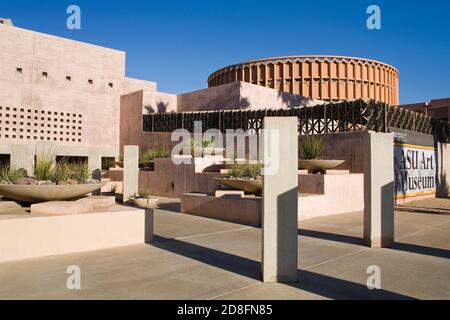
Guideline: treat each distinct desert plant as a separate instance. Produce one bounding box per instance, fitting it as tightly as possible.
[137,190,150,199]
[51,160,71,183]
[188,137,215,148]
[299,136,325,160]
[108,183,119,193]
[242,163,262,179]
[101,157,115,170]
[227,163,244,178]
[227,163,262,179]
[0,163,25,184]
[34,151,56,181]
[141,146,170,162]
[68,161,90,182]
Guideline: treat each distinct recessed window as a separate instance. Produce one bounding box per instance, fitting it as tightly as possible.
[16,67,23,74]
[109,82,114,88]
[88,79,94,85]
[42,72,48,78]
[66,76,72,82]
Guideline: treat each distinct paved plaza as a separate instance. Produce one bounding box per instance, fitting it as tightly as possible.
[0,198,448,300]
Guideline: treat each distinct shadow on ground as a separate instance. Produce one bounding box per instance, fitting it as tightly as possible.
[299,228,450,259]
[150,235,416,300]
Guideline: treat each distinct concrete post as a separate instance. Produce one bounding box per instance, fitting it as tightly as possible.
[88,150,102,172]
[363,131,395,248]
[10,144,35,176]
[262,117,298,283]
[123,145,139,203]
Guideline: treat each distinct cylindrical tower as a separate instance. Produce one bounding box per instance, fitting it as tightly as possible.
[208,55,399,105]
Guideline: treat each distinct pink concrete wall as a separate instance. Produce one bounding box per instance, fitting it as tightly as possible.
[177,81,322,112]
[0,24,125,151]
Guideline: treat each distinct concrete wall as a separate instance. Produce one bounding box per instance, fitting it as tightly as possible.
[177,82,322,112]
[143,90,177,114]
[0,23,125,154]
[0,23,172,163]
[437,142,450,198]
[125,130,366,173]
[124,77,157,93]
[298,131,366,173]
[399,97,450,121]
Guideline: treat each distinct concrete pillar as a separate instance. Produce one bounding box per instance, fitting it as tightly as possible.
[363,131,395,248]
[10,144,35,176]
[88,150,102,172]
[262,117,298,283]
[123,145,139,203]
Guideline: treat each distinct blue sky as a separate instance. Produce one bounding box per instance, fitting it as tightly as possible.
[2,0,450,103]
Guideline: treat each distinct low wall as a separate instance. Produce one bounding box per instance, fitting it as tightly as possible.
[181,172,364,225]
[181,193,262,227]
[110,158,224,198]
[0,206,151,263]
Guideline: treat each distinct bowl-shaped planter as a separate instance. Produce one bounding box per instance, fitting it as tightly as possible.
[215,178,262,195]
[131,197,159,209]
[298,159,345,174]
[0,182,107,203]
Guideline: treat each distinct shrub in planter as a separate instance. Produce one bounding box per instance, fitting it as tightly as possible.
[128,191,159,209]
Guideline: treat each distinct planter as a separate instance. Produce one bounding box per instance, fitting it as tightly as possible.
[131,197,159,209]
[298,159,345,174]
[215,178,262,195]
[189,147,225,157]
[139,160,155,171]
[0,182,107,203]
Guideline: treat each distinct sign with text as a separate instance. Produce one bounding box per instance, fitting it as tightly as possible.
[393,128,436,200]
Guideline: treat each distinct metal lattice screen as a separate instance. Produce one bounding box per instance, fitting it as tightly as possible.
[143,99,450,142]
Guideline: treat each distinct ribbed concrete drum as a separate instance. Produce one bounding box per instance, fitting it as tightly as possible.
[208,55,399,105]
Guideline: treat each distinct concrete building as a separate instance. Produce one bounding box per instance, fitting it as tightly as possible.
[0,21,176,171]
[399,98,450,121]
[0,19,418,171]
[208,56,400,105]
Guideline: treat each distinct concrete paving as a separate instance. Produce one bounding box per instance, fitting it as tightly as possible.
[0,200,449,300]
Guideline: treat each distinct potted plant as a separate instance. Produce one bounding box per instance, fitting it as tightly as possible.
[139,146,170,170]
[185,138,225,157]
[298,136,345,174]
[128,191,159,209]
[215,162,263,195]
[0,153,105,203]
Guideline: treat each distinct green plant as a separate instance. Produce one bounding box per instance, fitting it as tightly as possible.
[68,161,90,182]
[141,146,170,162]
[108,183,119,193]
[34,151,56,181]
[227,163,244,178]
[102,157,115,170]
[0,163,25,184]
[227,163,262,179]
[138,190,150,199]
[243,163,262,179]
[128,191,152,202]
[188,137,215,148]
[51,160,71,183]
[299,136,325,160]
